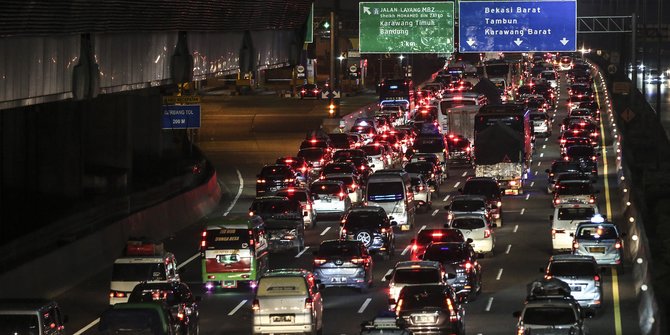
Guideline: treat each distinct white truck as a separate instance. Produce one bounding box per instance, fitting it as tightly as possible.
[438,105,480,140]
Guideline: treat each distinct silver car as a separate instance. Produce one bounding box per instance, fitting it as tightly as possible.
[312,240,373,292]
[408,173,431,210]
[542,254,602,311]
[445,195,490,222]
[572,221,625,272]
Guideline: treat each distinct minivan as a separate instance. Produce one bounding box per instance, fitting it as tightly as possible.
[366,170,416,231]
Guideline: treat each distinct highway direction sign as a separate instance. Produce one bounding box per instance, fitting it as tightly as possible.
[359,2,454,54]
[459,0,577,53]
[162,105,201,129]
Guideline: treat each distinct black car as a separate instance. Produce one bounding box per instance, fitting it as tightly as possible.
[276,156,311,176]
[545,160,586,193]
[334,156,373,181]
[394,285,465,335]
[403,161,440,193]
[128,282,200,335]
[563,145,599,177]
[421,242,481,301]
[340,206,396,259]
[256,164,298,196]
[445,134,474,166]
[299,84,321,99]
[328,133,355,150]
[312,240,374,292]
[460,177,503,225]
[249,196,304,222]
[320,162,359,179]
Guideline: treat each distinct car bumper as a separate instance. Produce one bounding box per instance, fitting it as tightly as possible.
[471,239,494,253]
[575,251,623,266]
[314,268,367,288]
[313,202,347,214]
[388,212,409,228]
[253,324,314,334]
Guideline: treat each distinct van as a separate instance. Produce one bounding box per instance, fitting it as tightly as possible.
[437,92,487,126]
[200,216,269,289]
[549,203,598,252]
[0,300,68,335]
[110,241,180,305]
[365,170,416,230]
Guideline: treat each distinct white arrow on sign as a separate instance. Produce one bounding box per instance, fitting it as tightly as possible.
[363,7,371,15]
[466,38,476,47]
[514,38,523,46]
[560,38,569,45]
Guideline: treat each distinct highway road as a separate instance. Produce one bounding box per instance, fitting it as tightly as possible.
[56,74,642,335]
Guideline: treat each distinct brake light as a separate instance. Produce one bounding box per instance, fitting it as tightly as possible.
[592,156,597,161]
[249,211,254,216]
[411,244,418,252]
[463,262,473,272]
[252,299,260,310]
[339,192,346,200]
[554,198,561,205]
[396,298,403,313]
[381,227,388,234]
[301,89,306,93]
[589,196,595,204]
[466,147,471,152]
[496,201,502,208]
[446,297,458,322]
[313,258,327,265]
[284,178,294,183]
[351,257,368,265]
[177,311,185,320]
[615,241,622,249]
[484,229,491,238]
[573,241,579,249]
[257,179,266,183]
[109,291,126,298]
[304,297,313,309]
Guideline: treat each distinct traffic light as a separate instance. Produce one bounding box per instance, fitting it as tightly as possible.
[328,102,336,117]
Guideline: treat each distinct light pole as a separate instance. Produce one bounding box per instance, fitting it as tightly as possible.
[398,55,405,77]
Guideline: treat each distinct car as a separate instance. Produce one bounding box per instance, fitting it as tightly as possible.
[0,300,68,335]
[448,214,496,256]
[421,242,481,301]
[560,137,593,155]
[320,162,359,179]
[403,161,441,193]
[558,55,573,71]
[361,143,389,172]
[552,180,598,207]
[409,153,447,177]
[545,160,586,193]
[252,269,324,335]
[276,156,311,183]
[514,283,588,335]
[340,206,396,259]
[300,138,332,153]
[299,84,321,99]
[530,111,552,137]
[359,312,412,335]
[328,133,355,151]
[408,173,431,210]
[275,187,317,228]
[445,134,474,166]
[540,70,558,88]
[309,180,352,217]
[256,165,299,196]
[334,156,373,181]
[312,240,373,292]
[99,302,181,335]
[323,173,363,203]
[249,196,305,222]
[568,107,598,121]
[550,203,599,253]
[385,261,448,301]
[541,254,602,311]
[572,218,626,272]
[460,177,503,226]
[409,228,467,261]
[445,194,491,222]
[392,285,465,335]
[128,282,200,335]
[567,95,594,111]
[297,147,331,171]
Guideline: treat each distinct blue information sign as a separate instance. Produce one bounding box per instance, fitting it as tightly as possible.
[162,105,201,129]
[459,0,576,53]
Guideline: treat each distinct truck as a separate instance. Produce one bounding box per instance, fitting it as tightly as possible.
[474,104,532,195]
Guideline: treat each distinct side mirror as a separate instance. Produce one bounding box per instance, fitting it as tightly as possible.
[513,311,521,318]
[314,279,322,284]
[570,232,575,237]
[385,274,393,281]
[309,163,314,168]
[348,188,354,193]
[466,238,473,244]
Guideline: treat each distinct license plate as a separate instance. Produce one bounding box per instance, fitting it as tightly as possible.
[570,286,582,292]
[222,280,237,288]
[271,314,294,323]
[269,187,278,192]
[589,247,606,253]
[414,315,435,323]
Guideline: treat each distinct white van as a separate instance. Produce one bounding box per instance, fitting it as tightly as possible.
[549,203,599,252]
[365,170,416,231]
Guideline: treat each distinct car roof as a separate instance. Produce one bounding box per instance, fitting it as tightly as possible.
[394,260,442,269]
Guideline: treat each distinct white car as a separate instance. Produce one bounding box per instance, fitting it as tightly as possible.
[408,173,431,210]
[323,173,363,204]
[252,269,324,334]
[309,180,351,216]
[361,144,388,172]
[549,203,599,252]
[448,214,495,256]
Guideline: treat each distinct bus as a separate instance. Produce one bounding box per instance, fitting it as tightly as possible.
[379,79,415,117]
[200,216,269,289]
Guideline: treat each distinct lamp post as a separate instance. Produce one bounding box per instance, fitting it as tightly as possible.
[398,55,405,77]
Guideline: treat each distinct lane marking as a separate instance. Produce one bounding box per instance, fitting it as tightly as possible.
[542,144,546,149]
[513,225,519,233]
[381,268,393,282]
[228,300,247,316]
[520,208,525,215]
[401,245,411,256]
[525,194,530,200]
[545,138,548,142]
[461,171,467,177]
[73,318,100,335]
[530,181,535,187]
[485,297,494,312]
[496,268,503,280]
[454,181,461,188]
[223,169,244,216]
[419,225,427,232]
[612,268,622,335]
[540,152,544,158]
[537,161,542,167]
[295,246,310,258]
[443,194,451,202]
[432,209,439,216]
[358,298,373,313]
[534,171,538,176]
[505,244,512,254]
[320,227,331,236]
[178,253,201,269]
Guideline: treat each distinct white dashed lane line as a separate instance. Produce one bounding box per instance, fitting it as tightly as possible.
[358,298,372,313]
[513,225,519,233]
[534,171,538,176]
[520,208,525,215]
[537,161,542,166]
[228,300,247,316]
[419,225,426,231]
[525,194,530,200]
[542,144,546,149]
[443,194,451,202]
[540,153,544,158]
[530,181,535,187]
[485,297,494,312]
[506,244,512,254]
[496,268,503,280]
[295,246,310,258]
[461,171,467,177]
[432,209,439,216]
[381,268,393,281]
[320,227,331,236]
[400,245,411,256]
[454,181,461,188]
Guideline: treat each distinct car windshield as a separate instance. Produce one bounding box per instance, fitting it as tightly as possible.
[311,183,341,195]
[553,162,582,173]
[463,181,499,198]
[424,245,466,263]
[367,182,404,202]
[417,230,464,244]
[257,277,307,297]
[0,315,40,334]
[318,242,361,257]
[523,307,576,325]
[251,200,297,214]
[557,208,596,220]
[361,145,382,156]
[298,149,324,161]
[325,176,355,187]
[555,183,591,195]
[260,166,290,177]
[577,225,619,240]
[549,262,597,276]
[451,200,486,212]
[451,218,486,229]
[393,268,441,284]
[112,263,166,281]
[404,162,433,174]
[399,286,449,309]
[414,137,445,153]
[566,147,594,157]
[276,191,308,202]
[345,212,386,229]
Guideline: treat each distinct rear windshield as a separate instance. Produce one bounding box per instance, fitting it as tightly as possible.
[399,286,449,309]
[257,277,307,297]
[317,242,361,257]
[361,145,382,156]
[549,262,597,276]
[298,149,324,161]
[451,218,485,229]
[530,113,547,121]
[112,263,166,281]
[417,230,464,244]
[566,147,594,157]
[251,200,298,214]
[555,183,591,195]
[325,176,355,187]
[463,181,499,198]
[404,162,432,174]
[423,245,466,263]
[0,315,39,334]
[451,200,486,212]
[311,183,341,195]
[577,225,618,240]
[333,150,365,160]
[205,228,251,249]
[393,268,441,284]
[552,162,582,173]
[414,137,445,153]
[260,166,290,177]
[276,191,308,202]
[345,212,386,229]
[367,182,404,202]
[523,307,576,325]
[557,208,596,220]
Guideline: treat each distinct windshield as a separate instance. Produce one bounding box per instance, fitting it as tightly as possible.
[549,262,597,276]
[417,230,464,244]
[440,99,476,109]
[414,137,445,153]
[527,100,545,108]
[557,208,596,220]
[323,164,355,175]
[451,218,485,229]
[251,200,297,214]
[0,315,40,335]
[112,263,166,281]
[423,245,466,263]
[260,166,290,177]
[345,212,386,229]
[399,286,449,309]
[463,181,499,199]
[555,183,591,195]
[311,183,341,195]
[298,149,324,161]
[393,268,441,284]
[318,242,361,257]
[361,145,382,156]
[451,200,485,212]
[577,225,619,240]
[523,307,576,325]
[553,162,582,173]
[333,150,365,160]
[367,182,404,202]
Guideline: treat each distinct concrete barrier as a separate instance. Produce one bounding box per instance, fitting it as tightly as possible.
[0,171,221,299]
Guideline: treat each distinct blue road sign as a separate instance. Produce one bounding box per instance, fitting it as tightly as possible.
[459,0,576,53]
[162,105,201,129]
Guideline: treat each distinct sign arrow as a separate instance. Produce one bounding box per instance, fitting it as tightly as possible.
[560,37,569,45]
[466,38,476,47]
[514,38,523,46]
[363,7,371,15]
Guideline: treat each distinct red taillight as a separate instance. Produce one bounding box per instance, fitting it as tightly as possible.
[301,89,306,93]
[592,156,597,161]
[446,297,458,322]
[396,298,403,313]
[554,198,561,205]
[351,257,368,265]
[314,258,327,266]
[177,311,185,320]
[573,241,579,249]
[411,244,418,252]
[252,299,260,310]
[615,241,622,249]
[484,229,491,238]
[257,179,266,183]
[589,196,595,204]
[304,297,313,309]
[463,262,473,272]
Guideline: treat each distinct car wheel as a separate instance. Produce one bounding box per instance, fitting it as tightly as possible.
[355,230,373,248]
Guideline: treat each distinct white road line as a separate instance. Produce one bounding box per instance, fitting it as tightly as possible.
[358,298,373,313]
[320,227,331,236]
[545,138,548,142]
[177,253,200,269]
[534,171,538,176]
[223,169,244,216]
[381,268,394,281]
[540,152,544,158]
[443,194,451,202]
[295,246,310,258]
[432,209,439,216]
[513,225,519,233]
[461,171,467,177]
[542,144,546,149]
[73,318,100,335]
[401,245,411,256]
[485,297,494,312]
[419,225,427,232]
[525,194,530,200]
[454,181,460,188]
[228,300,247,316]
[530,181,535,187]
[537,161,542,166]
[496,268,504,280]
[520,208,525,215]
[506,244,512,254]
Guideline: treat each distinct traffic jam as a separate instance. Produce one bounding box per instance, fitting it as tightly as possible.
[71,52,625,335]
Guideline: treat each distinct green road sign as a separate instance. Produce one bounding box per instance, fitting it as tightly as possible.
[305,3,314,43]
[359,1,454,54]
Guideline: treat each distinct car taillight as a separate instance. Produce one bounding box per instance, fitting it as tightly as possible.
[301,89,306,93]
[339,192,346,200]
[484,229,491,238]
[592,156,597,161]
[257,179,266,183]
[304,297,313,309]
[589,196,595,204]
[177,311,185,320]
[305,203,312,210]
[615,240,622,249]
[411,244,418,252]
[109,291,126,298]
[341,228,347,236]
[564,156,570,161]
[554,198,561,205]
[446,297,458,322]
[496,201,502,208]
[313,258,327,266]
[395,298,403,313]
[252,299,260,310]
[573,241,579,249]
[594,275,601,287]
[463,262,473,272]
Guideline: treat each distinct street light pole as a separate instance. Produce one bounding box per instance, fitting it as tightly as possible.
[656,0,662,169]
